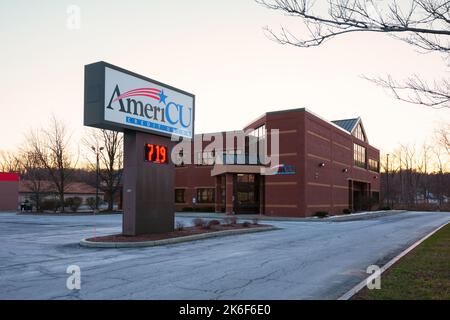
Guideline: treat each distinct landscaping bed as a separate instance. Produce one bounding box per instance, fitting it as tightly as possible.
[87,221,271,243]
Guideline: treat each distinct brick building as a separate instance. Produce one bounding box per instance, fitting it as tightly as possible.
[175,108,380,217]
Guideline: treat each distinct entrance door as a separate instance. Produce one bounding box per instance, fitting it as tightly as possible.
[233,174,260,214]
[353,181,368,211]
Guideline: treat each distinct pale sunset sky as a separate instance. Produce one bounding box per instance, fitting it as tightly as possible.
[1,0,449,155]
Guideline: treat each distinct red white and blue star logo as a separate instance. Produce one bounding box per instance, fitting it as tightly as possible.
[113,87,168,104]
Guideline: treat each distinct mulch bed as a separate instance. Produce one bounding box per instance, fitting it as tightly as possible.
[87,223,271,242]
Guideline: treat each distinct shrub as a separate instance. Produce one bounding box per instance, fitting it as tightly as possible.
[224,217,237,225]
[379,206,391,211]
[314,211,328,218]
[192,218,206,228]
[86,197,97,210]
[207,219,221,229]
[40,199,58,211]
[242,221,251,228]
[342,208,351,214]
[175,221,185,231]
[65,197,82,212]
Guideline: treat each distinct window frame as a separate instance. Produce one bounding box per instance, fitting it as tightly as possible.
[175,189,185,203]
[196,188,215,203]
[353,143,367,169]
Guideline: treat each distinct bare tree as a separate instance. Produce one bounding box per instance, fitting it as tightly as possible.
[17,149,46,211]
[435,122,450,154]
[256,0,450,108]
[83,129,123,211]
[28,117,77,212]
[0,150,22,173]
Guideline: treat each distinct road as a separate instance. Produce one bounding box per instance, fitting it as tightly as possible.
[0,211,449,299]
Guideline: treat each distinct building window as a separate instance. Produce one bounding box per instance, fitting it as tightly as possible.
[368,159,379,172]
[353,123,366,142]
[196,151,215,166]
[175,189,185,203]
[248,124,266,141]
[354,143,366,168]
[196,188,215,203]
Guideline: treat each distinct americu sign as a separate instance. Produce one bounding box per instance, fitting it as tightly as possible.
[84,61,195,236]
[84,61,195,139]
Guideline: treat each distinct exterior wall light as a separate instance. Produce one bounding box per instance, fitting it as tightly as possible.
[319,162,325,167]
[342,168,348,173]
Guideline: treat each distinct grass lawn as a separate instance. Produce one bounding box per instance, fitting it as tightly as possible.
[353,222,450,300]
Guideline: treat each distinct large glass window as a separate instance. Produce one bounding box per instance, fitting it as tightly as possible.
[353,124,366,141]
[368,159,379,172]
[354,143,366,168]
[175,189,185,203]
[249,124,266,141]
[247,125,266,164]
[196,188,215,203]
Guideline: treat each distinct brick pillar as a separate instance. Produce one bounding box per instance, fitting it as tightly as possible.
[214,176,221,212]
[225,173,234,214]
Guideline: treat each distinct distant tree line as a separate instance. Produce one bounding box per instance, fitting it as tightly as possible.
[380,125,450,210]
[0,116,123,213]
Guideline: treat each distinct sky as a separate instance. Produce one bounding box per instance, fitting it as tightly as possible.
[0,0,449,156]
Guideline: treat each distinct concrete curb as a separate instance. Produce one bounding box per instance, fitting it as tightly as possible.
[326,210,406,222]
[337,220,450,300]
[175,210,407,222]
[79,225,280,248]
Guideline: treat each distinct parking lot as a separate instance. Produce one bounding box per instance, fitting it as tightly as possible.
[0,211,449,299]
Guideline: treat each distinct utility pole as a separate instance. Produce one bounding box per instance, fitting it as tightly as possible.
[91,146,104,211]
[386,154,390,208]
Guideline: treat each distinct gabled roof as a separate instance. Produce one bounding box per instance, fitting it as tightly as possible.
[331,118,359,133]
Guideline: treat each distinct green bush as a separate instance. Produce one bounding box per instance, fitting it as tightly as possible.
[65,197,82,212]
[314,211,328,218]
[40,199,58,211]
[342,208,351,214]
[86,197,97,210]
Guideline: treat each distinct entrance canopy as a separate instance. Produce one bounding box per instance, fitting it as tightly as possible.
[211,164,264,177]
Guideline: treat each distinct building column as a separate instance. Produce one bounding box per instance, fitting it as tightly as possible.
[214,175,222,212]
[225,173,234,214]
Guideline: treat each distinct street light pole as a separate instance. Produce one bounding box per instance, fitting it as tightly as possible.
[386,153,390,208]
[91,146,104,211]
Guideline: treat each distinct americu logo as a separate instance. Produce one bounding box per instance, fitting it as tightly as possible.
[106,84,192,136]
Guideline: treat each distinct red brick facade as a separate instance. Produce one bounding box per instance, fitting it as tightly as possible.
[175,108,380,217]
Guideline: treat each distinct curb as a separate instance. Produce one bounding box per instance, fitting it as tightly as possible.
[175,210,407,223]
[79,225,280,248]
[326,210,406,222]
[337,220,450,300]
